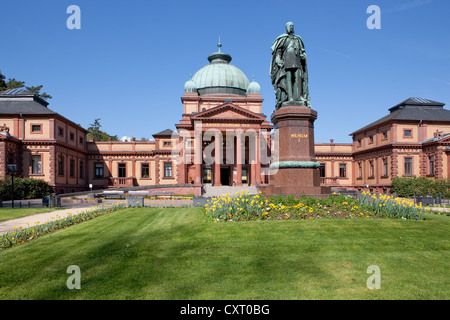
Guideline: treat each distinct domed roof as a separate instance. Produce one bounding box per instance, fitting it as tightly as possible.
[190,42,250,96]
[247,80,260,95]
[184,79,197,93]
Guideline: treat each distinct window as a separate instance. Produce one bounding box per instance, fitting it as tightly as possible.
[31,125,41,133]
[357,139,362,147]
[31,155,42,174]
[164,162,172,178]
[118,163,126,178]
[141,163,149,178]
[404,157,412,175]
[339,163,346,178]
[369,160,374,178]
[79,160,84,179]
[58,157,64,176]
[358,162,363,179]
[79,136,84,145]
[404,129,412,137]
[369,136,374,144]
[429,156,435,175]
[382,158,389,177]
[69,132,75,141]
[319,163,326,178]
[69,159,75,177]
[163,141,172,147]
[382,131,388,140]
[58,127,64,137]
[95,163,103,178]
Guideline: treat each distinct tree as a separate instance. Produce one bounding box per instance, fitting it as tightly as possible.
[5,78,25,89]
[25,85,52,100]
[0,72,52,100]
[87,118,119,142]
[0,70,6,90]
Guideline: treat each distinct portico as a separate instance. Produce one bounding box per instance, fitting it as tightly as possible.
[176,102,273,188]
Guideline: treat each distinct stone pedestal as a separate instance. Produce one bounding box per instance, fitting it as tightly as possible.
[261,103,331,197]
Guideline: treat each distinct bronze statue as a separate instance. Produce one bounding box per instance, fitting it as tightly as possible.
[270,22,311,109]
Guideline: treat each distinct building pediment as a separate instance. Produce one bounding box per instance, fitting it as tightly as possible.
[190,103,267,123]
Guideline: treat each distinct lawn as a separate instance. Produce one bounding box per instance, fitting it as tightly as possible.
[0,206,448,300]
[0,207,64,222]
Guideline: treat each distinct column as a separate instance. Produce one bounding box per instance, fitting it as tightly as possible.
[193,130,202,185]
[236,130,243,186]
[213,131,222,186]
[255,129,261,185]
[250,131,256,186]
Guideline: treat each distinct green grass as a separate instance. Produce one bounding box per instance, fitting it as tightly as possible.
[0,207,449,299]
[0,207,64,222]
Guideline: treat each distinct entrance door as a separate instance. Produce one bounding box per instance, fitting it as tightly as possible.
[242,167,248,185]
[202,167,212,184]
[220,167,230,186]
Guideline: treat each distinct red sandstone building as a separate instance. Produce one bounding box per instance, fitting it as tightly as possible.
[1,48,449,196]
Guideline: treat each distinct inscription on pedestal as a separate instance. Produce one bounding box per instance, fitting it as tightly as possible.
[291,133,308,142]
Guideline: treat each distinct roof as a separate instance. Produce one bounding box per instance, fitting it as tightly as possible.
[189,44,250,96]
[0,88,49,107]
[350,97,450,135]
[0,88,32,96]
[421,132,450,144]
[0,90,55,115]
[388,97,444,112]
[152,129,175,137]
[0,89,87,132]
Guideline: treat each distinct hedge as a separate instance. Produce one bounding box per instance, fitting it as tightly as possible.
[0,177,53,201]
[391,177,450,198]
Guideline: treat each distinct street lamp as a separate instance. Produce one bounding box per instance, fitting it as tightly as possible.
[7,164,17,208]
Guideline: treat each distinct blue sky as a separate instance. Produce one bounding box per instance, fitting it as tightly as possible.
[1,0,449,143]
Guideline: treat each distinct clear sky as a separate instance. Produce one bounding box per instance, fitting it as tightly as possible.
[1,0,449,143]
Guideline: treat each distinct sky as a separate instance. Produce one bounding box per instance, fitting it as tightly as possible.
[1,0,449,143]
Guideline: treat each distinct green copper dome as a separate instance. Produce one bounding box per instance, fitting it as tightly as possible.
[190,43,250,96]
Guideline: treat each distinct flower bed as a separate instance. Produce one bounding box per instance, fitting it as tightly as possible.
[356,191,429,220]
[204,191,433,222]
[1,202,125,249]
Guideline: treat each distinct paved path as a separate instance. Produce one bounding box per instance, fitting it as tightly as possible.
[0,206,98,236]
[0,199,196,236]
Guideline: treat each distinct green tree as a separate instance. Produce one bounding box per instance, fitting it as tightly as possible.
[0,70,6,90]
[25,85,52,100]
[0,72,52,100]
[87,118,119,142]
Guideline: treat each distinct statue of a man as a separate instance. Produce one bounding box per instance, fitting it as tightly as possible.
[270,22,311,109]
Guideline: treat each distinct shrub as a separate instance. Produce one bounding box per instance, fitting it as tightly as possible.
[0,177,53,201]
[392,177,450,198]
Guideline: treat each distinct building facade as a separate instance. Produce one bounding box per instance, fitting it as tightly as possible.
[1,49,450,196]
[316,97,450,193]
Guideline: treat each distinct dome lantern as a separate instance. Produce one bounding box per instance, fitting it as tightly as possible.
[190,41,250,96]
